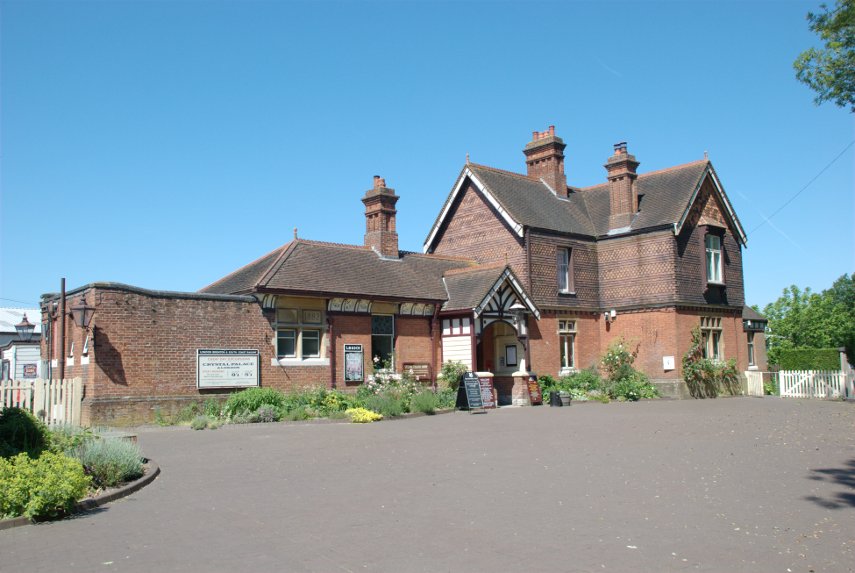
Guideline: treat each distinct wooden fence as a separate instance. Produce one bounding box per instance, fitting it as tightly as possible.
[1,378,83,426]
[744,371,765,397]
[777,370,852,399]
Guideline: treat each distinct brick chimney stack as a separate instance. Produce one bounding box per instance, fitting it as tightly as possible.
[362,175,399,258]
[523,125,568,196]
[605,142,640,230]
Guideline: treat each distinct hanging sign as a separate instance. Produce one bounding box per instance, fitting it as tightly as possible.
[478,376,496,409]
[197,349,259,389]
[456,371,485,412]
[344,344,364,382]
[526,374,543,405]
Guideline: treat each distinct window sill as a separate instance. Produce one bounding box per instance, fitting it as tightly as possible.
[748,365,759,371]
[558,290,577,296]
[706,281,725,287]
[272,358,330,367]
[559,367,577,376]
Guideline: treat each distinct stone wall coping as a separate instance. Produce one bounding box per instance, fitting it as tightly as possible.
[41,283,256,303]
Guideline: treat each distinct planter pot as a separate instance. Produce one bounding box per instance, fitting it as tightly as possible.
[559,393,572,406]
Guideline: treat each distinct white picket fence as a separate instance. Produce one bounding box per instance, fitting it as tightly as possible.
[1,378,84,426]
[777,370,852,399]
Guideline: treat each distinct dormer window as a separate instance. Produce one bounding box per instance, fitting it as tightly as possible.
[705,234,723,284]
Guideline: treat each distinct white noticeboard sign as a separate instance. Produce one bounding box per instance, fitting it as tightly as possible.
[197,349,260,389]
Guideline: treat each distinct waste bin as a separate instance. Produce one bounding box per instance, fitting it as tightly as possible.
[549,391,562,407]
[559,392,572,406]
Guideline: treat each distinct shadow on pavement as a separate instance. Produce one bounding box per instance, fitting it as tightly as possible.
[804,458,855,509]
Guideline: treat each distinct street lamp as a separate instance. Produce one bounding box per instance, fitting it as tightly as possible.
[15,314,35,342]
[508,302,527,335]
[71,302,95,330]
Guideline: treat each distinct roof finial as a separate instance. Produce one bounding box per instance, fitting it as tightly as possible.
[466,152,470,165]
[294,227,298,240]
[704,150,709,160]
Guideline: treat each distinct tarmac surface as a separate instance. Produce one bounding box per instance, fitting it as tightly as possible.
[1,397,853,572]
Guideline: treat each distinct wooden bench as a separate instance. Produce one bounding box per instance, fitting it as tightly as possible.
[402,363,432,383]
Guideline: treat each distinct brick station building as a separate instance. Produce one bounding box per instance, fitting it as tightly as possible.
[41,127,767,425]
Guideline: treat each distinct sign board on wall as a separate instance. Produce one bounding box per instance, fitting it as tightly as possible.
[22,364,38,378]
[344,344,364,382]
[197,349,260,389]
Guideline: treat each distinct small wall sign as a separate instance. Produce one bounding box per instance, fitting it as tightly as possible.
[344,344,364,382]
[662,356,675,371]
[22,364,38,378]
[197,349,260,389]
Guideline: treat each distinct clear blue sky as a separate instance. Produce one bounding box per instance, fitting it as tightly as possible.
[1,0,852,311]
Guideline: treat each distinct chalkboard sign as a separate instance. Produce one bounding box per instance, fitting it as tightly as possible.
[527,374,543,405]
[479,376,496,409]
[456,372,485,411]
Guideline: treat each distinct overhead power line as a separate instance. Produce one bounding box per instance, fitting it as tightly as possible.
[748,139,854,236]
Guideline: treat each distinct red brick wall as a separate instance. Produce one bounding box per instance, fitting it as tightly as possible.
[528,312,601,377]
[431,180,527,283]
[330,313,372,389]
[595,308,681,381]
[528,233,599,308]
[675,178,745,307]
[598,231,677,308]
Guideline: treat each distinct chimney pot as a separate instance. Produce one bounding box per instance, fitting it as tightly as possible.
[549,125,555,136]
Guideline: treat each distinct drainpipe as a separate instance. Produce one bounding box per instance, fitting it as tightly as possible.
[525,227,533,292]
[327,311,336,389]
[430,305,439,391]
[59,278,66,381]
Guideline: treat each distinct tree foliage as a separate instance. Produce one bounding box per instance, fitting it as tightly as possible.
[762,274,855,365]
[793,0,855,112]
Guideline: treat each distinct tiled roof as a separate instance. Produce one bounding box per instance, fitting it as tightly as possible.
[442,264,508,311]
[427,159,716,247]
[578,160,711,235]
[742,305,767,322]
[201,240,474,301]
[468,164,597,236]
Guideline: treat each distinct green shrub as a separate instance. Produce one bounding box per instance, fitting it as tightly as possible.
[608,371,658,401]
[75,437,144,488]
[777,347,841,370]
[437,388,457,409]
[0,451,91,519]
[0,408,50,459]
[204,398,223,419]
[190,415,209,430]
[410,391,440,414]
[363,393,405,417]
[683,327,742,398]
[48,424,94,455]
[439,361,469,391]
[282,406,311,421]
[223,388,287,419]
[764,380,778,396]
[255,405,280,423]
[568,368,604,391]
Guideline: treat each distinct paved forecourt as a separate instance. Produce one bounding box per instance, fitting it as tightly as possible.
[1,398,853,572]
